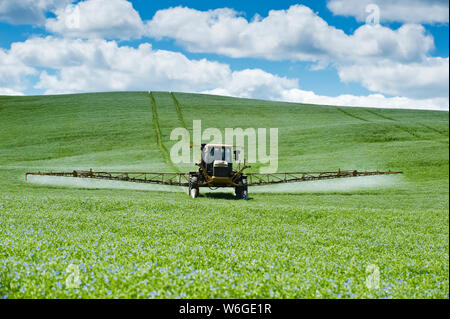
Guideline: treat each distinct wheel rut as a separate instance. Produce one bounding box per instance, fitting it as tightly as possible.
[149,92,179,172]
[335,107,370,122]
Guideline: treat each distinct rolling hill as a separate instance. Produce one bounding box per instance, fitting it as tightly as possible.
[0,92,448,298]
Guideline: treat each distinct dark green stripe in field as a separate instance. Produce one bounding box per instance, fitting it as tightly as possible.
[365,108,448,137]
[362,108,420,139]
[170,92,193,146]
[334,105,447,142]
[170,92,188,131]
[363,108,445,141]
[149,92,179,172]
[335,107,369,122]
[364,108,397,121]
[420,123,447,136]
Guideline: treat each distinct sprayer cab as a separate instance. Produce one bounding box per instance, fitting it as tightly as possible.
[187,143,248,199]
[201,144,237,177]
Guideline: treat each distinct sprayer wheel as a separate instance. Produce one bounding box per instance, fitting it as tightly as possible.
[190,188,198,199]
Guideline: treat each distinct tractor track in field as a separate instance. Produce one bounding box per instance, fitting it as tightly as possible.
[335,107,369,122]
[149,92,179,172]
[363,108,443,140]
[364,108,421,138]
[419,123,448,136]
[365,108,447,136]
[392,125,422,139]
[337,106,446,142]
[170,92,193,145]
[364,109,397,121]
[170,92,187,130]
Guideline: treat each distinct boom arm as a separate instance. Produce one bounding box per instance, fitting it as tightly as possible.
[25,169,402,187]
[245,170,402,186]
[25,170,191,186]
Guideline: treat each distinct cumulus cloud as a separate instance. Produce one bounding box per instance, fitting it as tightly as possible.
[1,2,447,106]
[278,89,448,111]
[338,57,449,99]
[8,37,293,95]
[45,0,146,40]
[1,33,448,109]
[202,70,448,110]
[7,37,232,94]
[146,5,447,101]
[0,0,145,39]
[0,88,24,95]
[327,0,449,24]
[0,48,36,93]
[146,5,434,64]
[202,69,298,101]
[0,0,71,25]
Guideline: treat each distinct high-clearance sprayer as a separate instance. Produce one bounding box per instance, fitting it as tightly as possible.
[25,143,402,200]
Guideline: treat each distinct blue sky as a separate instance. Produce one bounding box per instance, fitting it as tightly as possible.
[0,0,448,109]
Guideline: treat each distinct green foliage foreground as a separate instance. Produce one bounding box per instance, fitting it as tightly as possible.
[0,92,448,298]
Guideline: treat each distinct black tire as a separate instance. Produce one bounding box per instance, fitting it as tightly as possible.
[235,178,245,199]
[235,186,243,199]
[242,177,248,200]
[189,176,199,198]
[190,188,199,198]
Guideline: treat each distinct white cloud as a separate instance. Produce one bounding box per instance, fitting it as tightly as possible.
[6,37,239,94]
[327,0,449,24]
[202,70,448,110]
[1,36,448,110]
[146,5,447,101]
[1,2,447,106]
[202,69,298,101]
[339,24,434,64]
[45,0,145,40]
[338,57,449,99]
[0,88,24,95]
[146,5,434,64]
[0,48,36,92]
[0,0,71,25]
[0,0,145,39]
[279,89,448,111]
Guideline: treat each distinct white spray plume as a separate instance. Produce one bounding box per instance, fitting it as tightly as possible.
[251,175,402,193]
[27,175,185,192]
[27,174,401,194]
